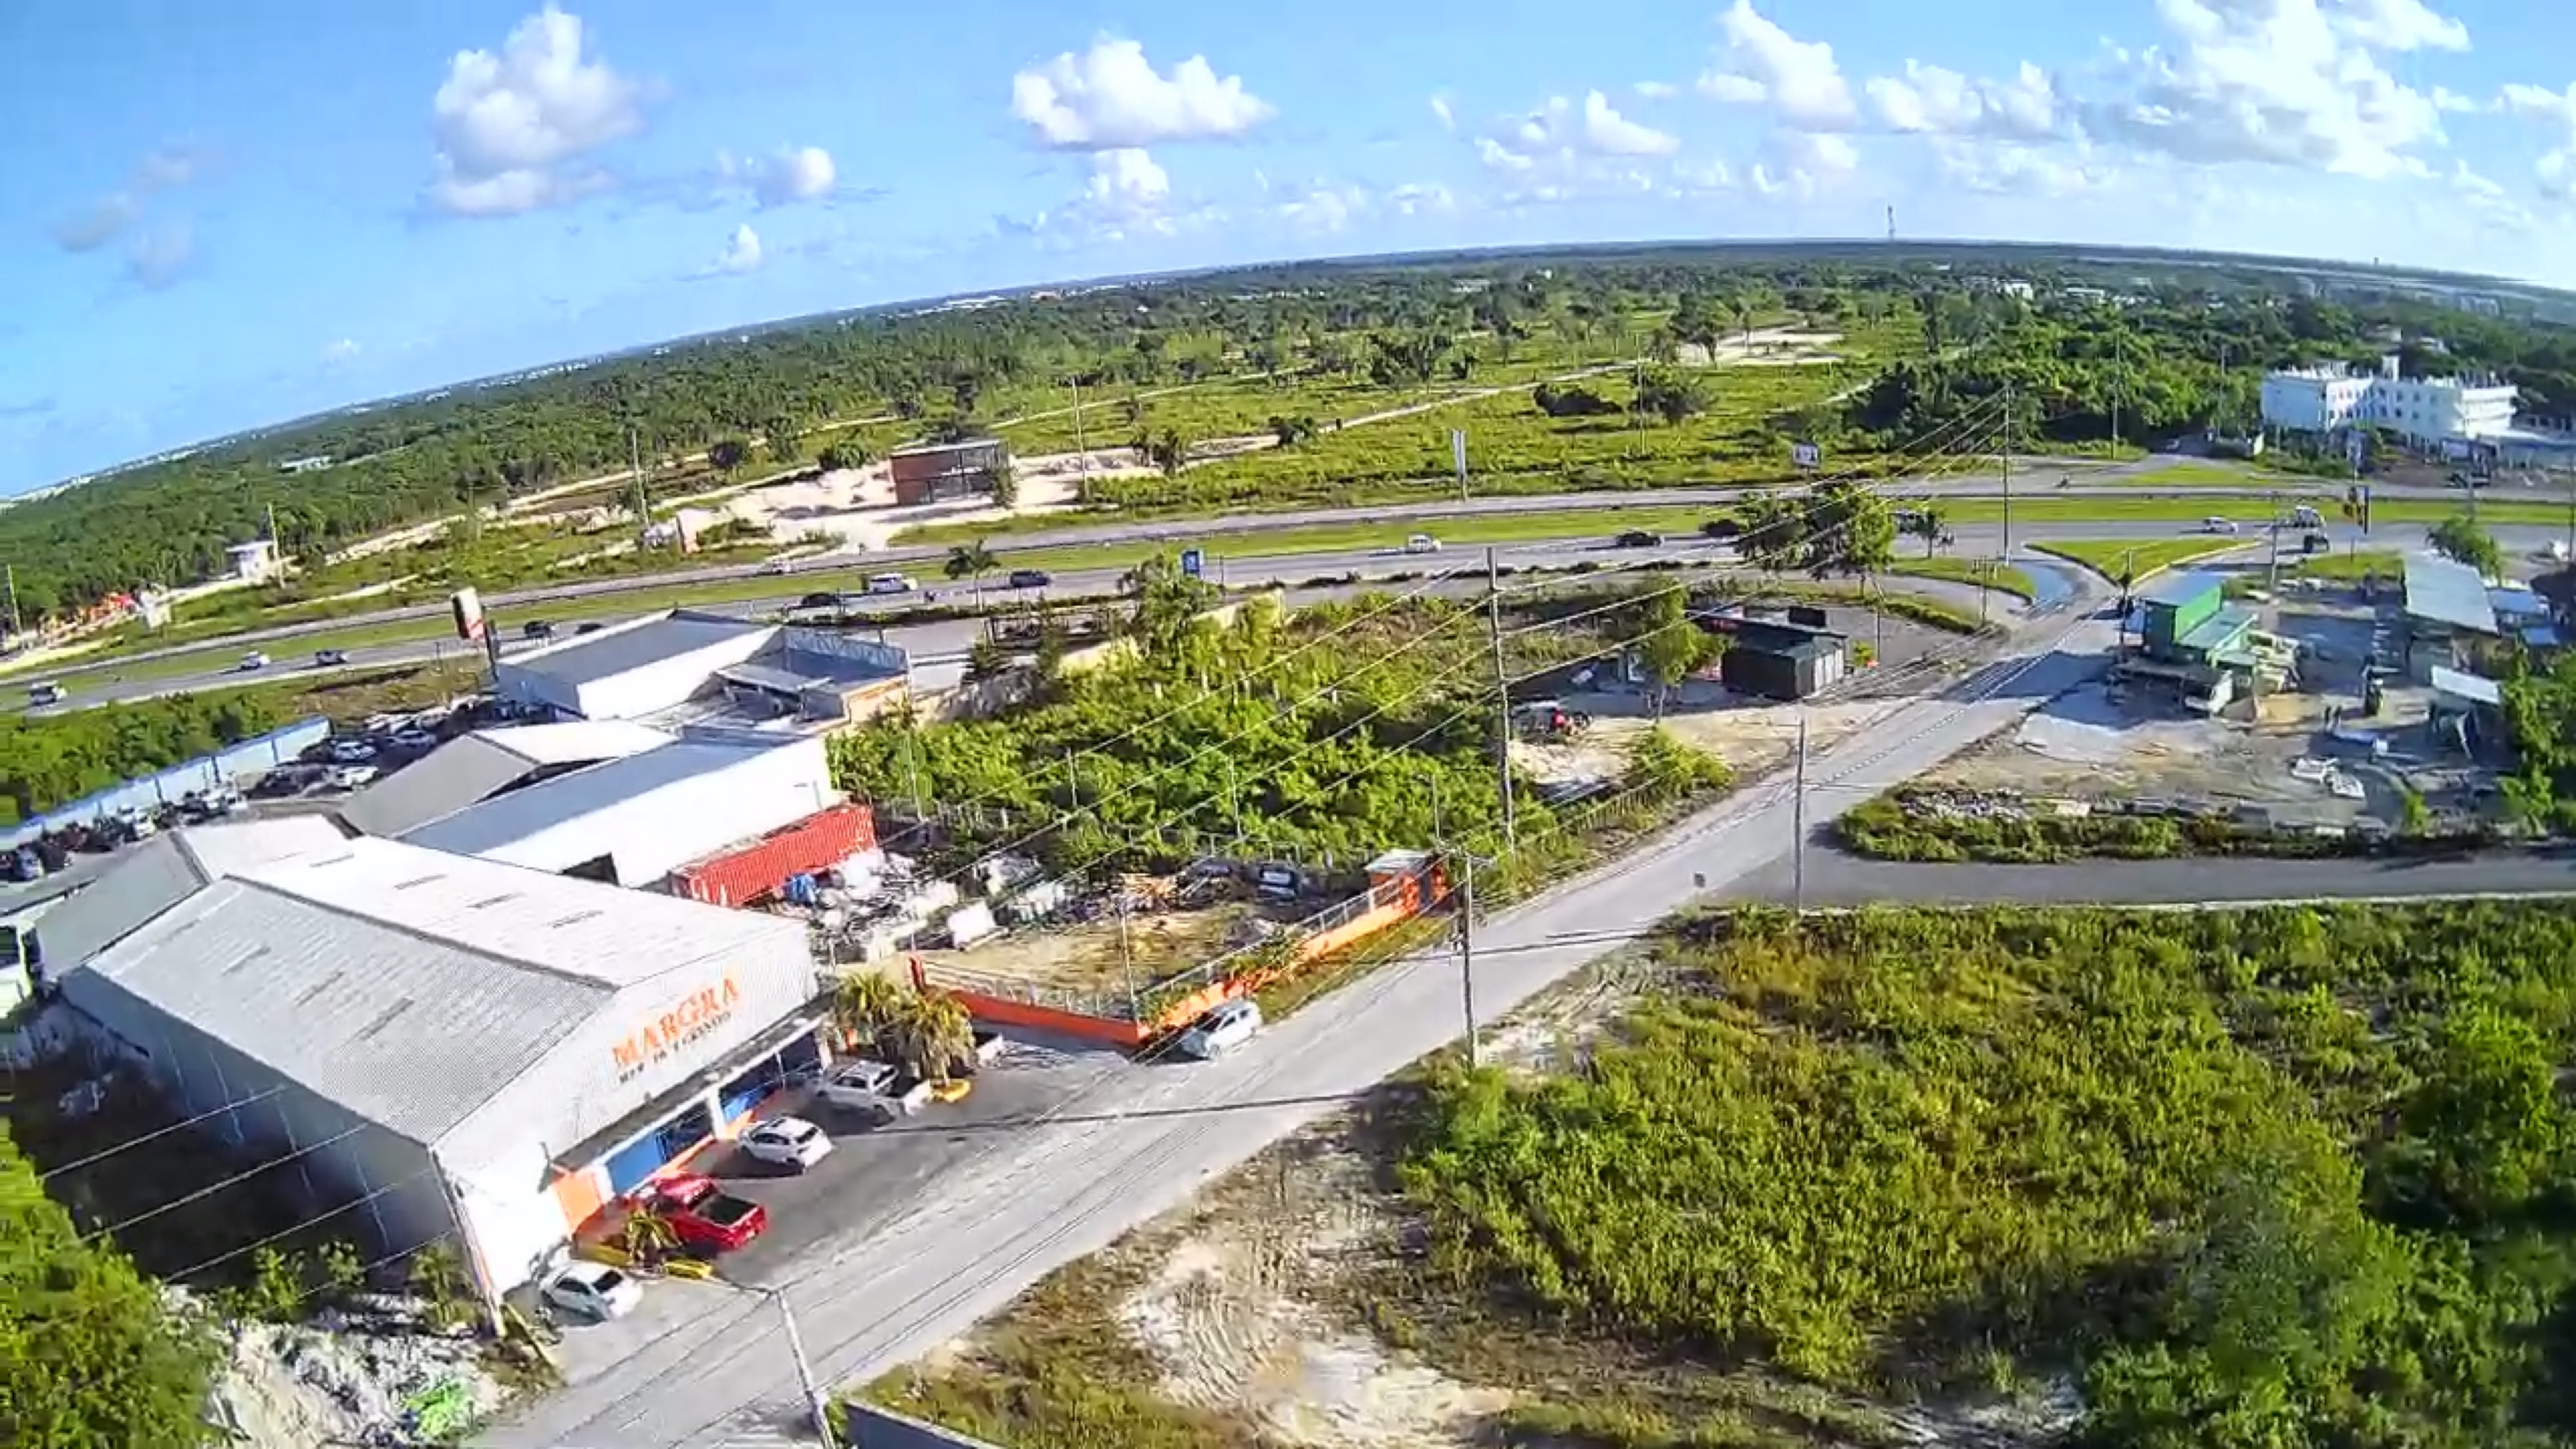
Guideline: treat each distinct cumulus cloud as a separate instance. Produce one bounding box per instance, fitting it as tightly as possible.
[1699,0,1858,129]
[1010,37,1274,150]
[1430,94,1456,131]
[48,144,213,255]
[1580,91,1680,156]
[1084,148,1171,213]
[1749,131,1859,200]
[1479,92,1678,168]
[1634,80,1679,100]
[426,5,648,217]
[714,223,763,274]
[718,146,839,206]
[125,224,196,291]
[323,338,362,363]
[1866,60,2063,141]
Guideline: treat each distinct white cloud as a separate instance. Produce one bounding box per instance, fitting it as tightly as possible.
[1385,182,1458,215]
[1580,91,1680,156]
[718,146,837,206]
[1931,138,2121,197]
[1084,148,1171,213]
[125,223,195,291]
[1476,136,1537,172]
[2328,0,2469,52]
[1430,94,1455,131]
[1010,37,1273,150]
[427,5,647,217]
[2501,82,2576,129]
[1277,184,1370,234]
[1699,0,1857,129]
[715,223,763,274]
[1749,131,1859,200]
[49,144,211,254]
[1634,81,1679,100]
[322,338,361,362]
[1866,60,2063,141]
[2087,0,2455,180]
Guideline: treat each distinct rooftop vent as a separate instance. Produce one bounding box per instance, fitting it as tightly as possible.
[221,945,274,976]
[354,998,417,1042]
[293,969,348,1007]
[470,893,522,910]
[393,874,445,891]
[546,909,604,930]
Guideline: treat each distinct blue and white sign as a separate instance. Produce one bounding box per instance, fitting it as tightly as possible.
[1179,548,1204,578]
[2347,434,2367,469]
[1791,441,1823,468]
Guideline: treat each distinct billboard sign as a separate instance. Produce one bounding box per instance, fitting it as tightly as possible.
[1179,548,1204,579]
[1791,441,1823,469]
[1451,429,1468,480]
[449,587,486,642]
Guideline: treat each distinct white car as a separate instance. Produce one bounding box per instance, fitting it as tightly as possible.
[329,739,378,764]
[865,572,918,596]
[1404,533,1442,555]
[1175,998,1263,1061]
[739,1116,835,1171]
[390,729,437,751]
[814,1060,911,1120]
[542,1260,642,1322]
[239,651,270,672]
[2200,517,2239,535]
[327,763,378,790]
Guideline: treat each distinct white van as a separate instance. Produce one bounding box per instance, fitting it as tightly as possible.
[865,573,918,596]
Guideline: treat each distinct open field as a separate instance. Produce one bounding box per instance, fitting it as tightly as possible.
[1886,556,2037,598]
[869,902,2576,1449]
[2029,536,2249,581]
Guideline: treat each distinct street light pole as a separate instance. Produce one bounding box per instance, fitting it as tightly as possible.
[1456,852,1482,1067]
[773,1291,839,1448]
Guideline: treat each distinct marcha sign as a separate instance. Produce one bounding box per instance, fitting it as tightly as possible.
[612,975,743,1081]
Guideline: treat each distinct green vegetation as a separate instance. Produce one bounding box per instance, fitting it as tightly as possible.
[2430,513,2507,578]
[2292,547,2404,582]
[1884,556,2036,599]
[2031,536,2246,584]
[1399,903,2576,1447]
[1835,789,2501,862]
[0,691,284,824]
[0,1124,224,1448]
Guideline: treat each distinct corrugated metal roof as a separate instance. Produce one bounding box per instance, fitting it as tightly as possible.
[398,735,800,858]
[512,610,776,688]
[2489,585,2550,619]
[61,834,808,1146]
[36,818,345,967]
[478,720,675,767]
[2404,552,2499,634]
[341,738,551,839]
[2430,665,2503,705]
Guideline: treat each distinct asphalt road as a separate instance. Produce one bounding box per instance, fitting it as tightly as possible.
[21,451,2555,676]
[473,588,2128,1449]
[18,514,2505,714]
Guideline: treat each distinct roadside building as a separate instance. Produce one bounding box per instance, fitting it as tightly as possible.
[340,719,676,840]
[1703,617,1848,700]
[40,818,833,1308]
[397,729,841,889]
[226,539,280,584]
[888,438,1011,506]
[2115,571,2264,711]
[2260,355,2518,451]
[494,610,910,729]
[2402,552,2504,680]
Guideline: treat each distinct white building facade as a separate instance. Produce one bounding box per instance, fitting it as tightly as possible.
[42,821,833,1308]
[2261,356,2518,449]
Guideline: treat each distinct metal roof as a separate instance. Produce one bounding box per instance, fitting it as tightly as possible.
[2403,552,2500,634]
[60,833,806,1148]
[510,610,777,689]
[340,722,677,840]
[2136,570,2223,608]
[34,817,347,967]
[2430,665,2504,706]
[2489,585,2551,619]
[398,735,799,857]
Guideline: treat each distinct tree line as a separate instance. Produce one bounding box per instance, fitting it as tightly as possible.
[0,693,282,826]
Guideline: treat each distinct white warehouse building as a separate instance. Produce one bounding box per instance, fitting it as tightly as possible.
[36,818,835,1307]
[2260,354,2518,449]
[396,729,841,888]
[495,609,910,729]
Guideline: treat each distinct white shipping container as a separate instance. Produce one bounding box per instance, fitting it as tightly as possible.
[945,902,999,949]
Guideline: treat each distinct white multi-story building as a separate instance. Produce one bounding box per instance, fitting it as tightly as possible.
[2260,355,2518,449]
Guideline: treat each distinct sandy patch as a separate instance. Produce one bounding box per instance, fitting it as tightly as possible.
[1578,692,1898,780]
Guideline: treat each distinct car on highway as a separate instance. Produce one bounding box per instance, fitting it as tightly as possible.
[796,590,843,610]
[1006,568,1053,589]
[523,620,557,641]
[314,649,350,667]
[865,572,919,596]
[574,621,604,635]
[1175,998,1263,1060]
[759,558,792,576]
[238,651,270,672]
[739,1116,835,1172]
[2200,517,2239,535]
[542,1260,642,1322]
[1404,533,1442,554]
[646,1174,767,1252]
[1613,530,1665,549]
[26,681,64,707]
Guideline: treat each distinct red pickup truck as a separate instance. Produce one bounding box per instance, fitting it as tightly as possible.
[647,1174,767,1253]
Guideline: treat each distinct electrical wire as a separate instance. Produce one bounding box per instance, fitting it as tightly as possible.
[36,1083,285,1181]
[78,1120,371,1245]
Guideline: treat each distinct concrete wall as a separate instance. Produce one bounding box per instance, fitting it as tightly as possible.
[841,1402,1007,1449]
[0,716,333,850]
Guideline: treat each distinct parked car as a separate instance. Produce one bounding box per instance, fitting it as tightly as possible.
[1404,533,1442,555]
[314,649,350,667]
[239,651,270,672]
[1175,998,1264,1060]
[1613,530,1664,549]
[329,739,378,764]
[390,728,437,751]
[647,1174,767,1252]
[326,763,379,790]
[816,1059,928,1120]
[1006,569,1053,589]
[739,1116,835,1172]
[543,1260,642,1322]
[2200,517,2239,535]
[865,572,918,596]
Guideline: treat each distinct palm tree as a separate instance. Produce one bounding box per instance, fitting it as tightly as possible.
[945,541,998,606]
[616,1210,680,1266]
[830,973,977,1079]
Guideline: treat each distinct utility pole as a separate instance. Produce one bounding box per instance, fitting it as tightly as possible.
[629,428,648,522]
[1071,375,1091,501]
[2,564,18,640]
[2000,379,2015,561]
[1456,852,1481,1067]
[1485,547,1517,849]
[774,1291,839,1449]
[2265,490,2284,594]
[1790,712,1809,915]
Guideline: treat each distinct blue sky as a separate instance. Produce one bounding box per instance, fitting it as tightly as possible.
[2,0,2572,493]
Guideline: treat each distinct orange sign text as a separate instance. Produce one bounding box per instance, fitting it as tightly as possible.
[612,975,743,1081]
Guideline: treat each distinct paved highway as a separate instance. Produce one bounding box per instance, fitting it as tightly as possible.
[476,582,2131,1449]
[19,453,2561,677]
[18,515,2534,714]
